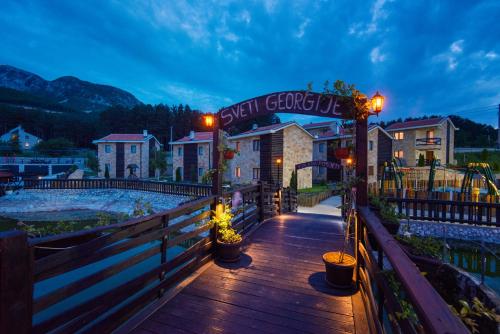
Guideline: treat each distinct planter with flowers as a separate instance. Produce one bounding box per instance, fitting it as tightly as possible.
[223,147,238,160]
[211,205,242,262]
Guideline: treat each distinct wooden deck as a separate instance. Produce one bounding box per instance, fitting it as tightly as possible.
[131,212,368,334]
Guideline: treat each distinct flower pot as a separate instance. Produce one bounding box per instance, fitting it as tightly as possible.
[322,251,356,289]
[382,222,400,235]
[216,239,241,262]
[334,148,349,160]
[223,151,235,160]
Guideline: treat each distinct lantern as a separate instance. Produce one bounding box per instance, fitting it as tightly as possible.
[371,91,384,115]
[203,114,214,128]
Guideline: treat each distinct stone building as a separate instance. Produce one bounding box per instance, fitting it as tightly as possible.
[0,125,42,151]
[385,117,456,167]
[308,121,393,186]
[171,131,213,183]
[93,130,161,179]
[170,122,313,189]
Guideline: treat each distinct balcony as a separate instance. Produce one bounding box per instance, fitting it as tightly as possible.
[415,137,441,146]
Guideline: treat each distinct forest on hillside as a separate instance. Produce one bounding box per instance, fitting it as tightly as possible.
[378,115,497,148]
[0,95,280,150]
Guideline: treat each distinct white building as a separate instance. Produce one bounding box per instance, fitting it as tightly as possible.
[0,125,42,150]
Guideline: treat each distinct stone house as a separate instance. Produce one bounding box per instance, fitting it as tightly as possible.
[170,122,313,189]
[93,130,161,179]
[0,125,42,150]
[308,122,393,186]
[171,131,214,183]
[385,117,457,167]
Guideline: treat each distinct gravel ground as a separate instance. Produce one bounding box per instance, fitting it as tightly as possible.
[0,189,190,218]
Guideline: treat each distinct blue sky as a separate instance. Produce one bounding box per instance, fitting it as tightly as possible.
[1,0,499,125]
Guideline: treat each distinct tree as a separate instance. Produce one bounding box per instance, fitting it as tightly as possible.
[85,151,99,173]
[149,148,167,180]
[417,154,425,167]
[35,137,75,156]
[104,164,110,179]
[289,170,298,191]
[480,149,489,161]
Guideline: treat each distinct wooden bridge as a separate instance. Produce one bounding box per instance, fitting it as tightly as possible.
[0,182,468,333]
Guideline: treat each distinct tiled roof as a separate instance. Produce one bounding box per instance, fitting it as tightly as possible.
[238,121,295,135]
[174,132,213,143]
[97,134,148,141]
[385,118,445,131]
[302,121,335,129]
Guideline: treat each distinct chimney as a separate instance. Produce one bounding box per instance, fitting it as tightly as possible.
[143,130,148,137]
[252,123,258,130]
[189,130,195,139]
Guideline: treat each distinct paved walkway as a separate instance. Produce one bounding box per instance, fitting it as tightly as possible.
[132,212,366,334]
[298,195,342,216]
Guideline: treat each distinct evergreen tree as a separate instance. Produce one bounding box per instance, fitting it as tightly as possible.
[104,164,110,179]
[417,154,425,167]
[290,170,298,191]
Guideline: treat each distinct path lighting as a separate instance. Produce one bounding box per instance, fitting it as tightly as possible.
[203,113,215,128]
[346,158,353,165]
[276,158,282,187]
[371,91,384,115]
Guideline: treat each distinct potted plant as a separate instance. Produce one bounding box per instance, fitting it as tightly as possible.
[223,147,237,160]
[322,191,356,289]
[211,205,242,262]
[378,202,400,235]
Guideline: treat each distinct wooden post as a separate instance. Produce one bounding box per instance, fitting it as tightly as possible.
[355,118,368,206]
[212,117,223,197]
[259,181,265,221]
[0,231,33,334]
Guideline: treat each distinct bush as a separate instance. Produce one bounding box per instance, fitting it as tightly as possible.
[417,154,425,167]
[175,167,182,182]
[289,170,297,191]
[35,137,74,156]
[104,164,110,179]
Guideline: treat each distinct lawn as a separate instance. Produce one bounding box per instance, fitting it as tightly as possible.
[298,184,331,194]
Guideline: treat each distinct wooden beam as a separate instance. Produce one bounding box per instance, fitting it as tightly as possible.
[0,231,33,334]
[355,118,368,206]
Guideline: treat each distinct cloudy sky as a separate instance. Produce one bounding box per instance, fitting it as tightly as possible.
[1,0,499,125]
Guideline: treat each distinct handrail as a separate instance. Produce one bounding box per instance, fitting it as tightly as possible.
[357,207,469,334]
[415,137,442,145]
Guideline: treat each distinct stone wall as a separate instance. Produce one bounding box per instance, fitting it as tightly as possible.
[172,144,183,181]
[283,126,312,189]
[400,219,500,244]
[124,143,142,178]
[227,136,260,185]
[97,143,116,178]
[391,129,417,166]
[368,128,378,185]
[197,143,212,182]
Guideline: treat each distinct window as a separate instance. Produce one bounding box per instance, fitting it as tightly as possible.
[178,147,183,156]
[426,130,434,139]
[131,145,137,154]
[252,139,260,151]
[198,146,204,156]
[235,142,240,152]
[235,167,241,178]
[394,150,404,158]
[395,132,404,140]
[368,166,374,176]
[105,145,111,153]
[369,140,374,151]
[319,143,325,153]
[198,167,204,177]
[253,168,260,180]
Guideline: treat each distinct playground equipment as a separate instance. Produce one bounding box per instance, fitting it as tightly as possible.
[380,158,404,195]
[460,162,499,196]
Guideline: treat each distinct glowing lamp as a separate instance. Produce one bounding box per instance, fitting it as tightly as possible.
[371,91,384,115]
[276,158,282,165]
[346,158,353,165]
[203,114,214,128]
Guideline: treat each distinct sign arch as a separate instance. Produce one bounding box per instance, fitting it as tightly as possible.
[295,160,341,171]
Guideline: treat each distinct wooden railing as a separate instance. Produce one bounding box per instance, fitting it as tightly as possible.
[0,182,295,333]
[385,196,500,226]
[24,178,212,197]
[356,207,469,333]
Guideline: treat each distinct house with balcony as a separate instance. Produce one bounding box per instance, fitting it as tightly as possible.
[385,117,456,166]
[0,125,42,151]
[93,130,161,179]
[170,122,313,189]
[307,121,393,185]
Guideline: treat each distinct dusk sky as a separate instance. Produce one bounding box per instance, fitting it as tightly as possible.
[1,0,499,125]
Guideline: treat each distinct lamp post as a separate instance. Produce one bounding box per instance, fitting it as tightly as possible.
[276,158,282,188]
[370,91,385,116]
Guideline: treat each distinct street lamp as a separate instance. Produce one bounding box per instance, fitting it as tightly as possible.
[371,91,384,116]
[203,113,215,128]
[276,158,282,187]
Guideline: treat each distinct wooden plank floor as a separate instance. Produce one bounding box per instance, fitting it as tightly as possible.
[132,213,366,334]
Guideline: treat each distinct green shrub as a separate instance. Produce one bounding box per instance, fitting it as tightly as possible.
[417,154,425,167]
[104,164,110,179]
[175,167,182,182]
[289,170,297,191]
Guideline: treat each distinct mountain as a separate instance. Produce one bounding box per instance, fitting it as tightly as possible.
[0,65,142,112]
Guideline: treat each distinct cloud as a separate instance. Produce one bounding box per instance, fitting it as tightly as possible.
[295,18,310,39]
[349,0,392,36]
[370,46,386,63]
[160,82,233,112]
[450,39,464,54]
[485,51,498,60]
